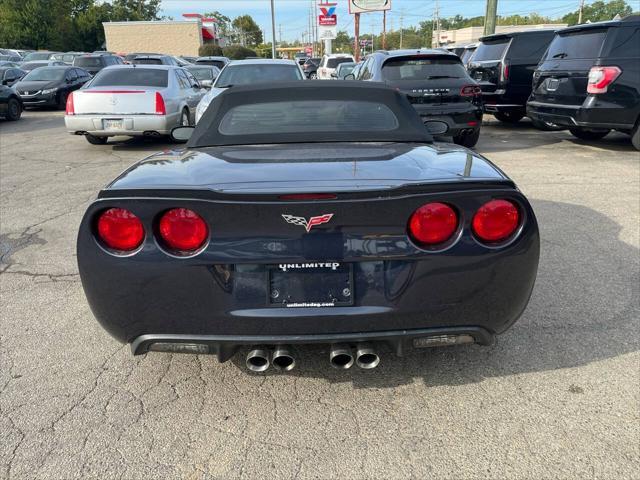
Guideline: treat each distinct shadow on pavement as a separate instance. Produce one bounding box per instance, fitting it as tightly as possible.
[226,199,639,388]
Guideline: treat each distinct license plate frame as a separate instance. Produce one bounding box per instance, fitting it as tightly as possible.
[103,118,124,130]
[267,262,354,308]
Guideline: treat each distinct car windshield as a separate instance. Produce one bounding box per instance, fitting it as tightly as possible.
[543,29,607,60]
[75,57,103,67]
[187,67,215,80]
[23,52,52,61]
[134,58,163,65]
[338,64,355,75]
[327,57,353,68]
[90,68,168,87]
[22,68,66,81]
[219,100,399,136]
[473,40,509,61]
[215,65,303,87]
[382,57,467,81]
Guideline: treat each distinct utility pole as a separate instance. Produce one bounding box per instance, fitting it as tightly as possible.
[434,0,441,47]
[354,12,360,61]
[382,10,387,50]
[578,0,585,24]
[399,10,404,49]
[484,0,498,36]
[371,16,375,53]
[270,0,277,58]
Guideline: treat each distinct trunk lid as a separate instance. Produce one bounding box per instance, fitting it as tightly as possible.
[467,38,511,92]
[72,86,162,115]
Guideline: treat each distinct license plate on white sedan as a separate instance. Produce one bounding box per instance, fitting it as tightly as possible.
[103,119,124,130]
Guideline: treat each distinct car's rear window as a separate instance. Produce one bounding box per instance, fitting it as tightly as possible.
[133,58,163,65]
[473,40,509,61]
[460,48,476,64]
[215,64,302,87]
[382,57,467,81]
[219,100,399,136]
[188,67,215,80]
[197,60,226,69]
[90,68,168,87]
[543,29,607,60]
[75,57,103,67]
[326,57,354,69]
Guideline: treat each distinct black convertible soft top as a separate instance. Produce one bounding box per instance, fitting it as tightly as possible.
[188,81,433,147]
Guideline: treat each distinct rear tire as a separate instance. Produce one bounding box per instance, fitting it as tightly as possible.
[494,110,525,124]
[631,121,640,151]
[85,134,108,145]
[569,128,610,141]
[453,128,481,148]
[6,98,21,121]
[310,72,317,79]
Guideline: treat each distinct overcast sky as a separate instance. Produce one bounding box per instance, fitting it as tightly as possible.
[160,0,593,42]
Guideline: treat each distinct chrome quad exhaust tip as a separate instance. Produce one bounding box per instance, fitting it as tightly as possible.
[355,343,380,370]
[272,346,296,372]
[329,344,355,369]
[246,347,270,372]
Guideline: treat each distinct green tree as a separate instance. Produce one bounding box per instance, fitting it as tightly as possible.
[562,0,632,25]
[222,44,258,59]
[199,44,224,57]
[231,15,263,46]
[204,10,231,39]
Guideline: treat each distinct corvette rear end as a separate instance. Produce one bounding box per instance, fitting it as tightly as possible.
[77,82,539,371]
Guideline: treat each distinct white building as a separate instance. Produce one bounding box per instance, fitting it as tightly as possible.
[433,24,567,47]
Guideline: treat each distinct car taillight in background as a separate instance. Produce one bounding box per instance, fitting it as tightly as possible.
[155,91,166,115]
[97,208,144,251]
[587,66,621,94]
[408,202,458,246]
[65,92,74,115]
[460,85,482,96]
[158,208,208,253]
[472,199,520,243]
[499,61,509,83]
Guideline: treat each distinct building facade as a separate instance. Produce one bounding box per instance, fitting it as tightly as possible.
[433,24,567,47]
[103,20,204,56]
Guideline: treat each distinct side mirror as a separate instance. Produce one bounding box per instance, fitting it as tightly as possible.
[192,83,200,89]
[170,126,195,143]
[1,79,9,85]
[344,73,355,80]
[330,72,337,78]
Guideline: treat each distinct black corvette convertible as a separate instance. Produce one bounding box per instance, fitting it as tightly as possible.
[77,82,539,372]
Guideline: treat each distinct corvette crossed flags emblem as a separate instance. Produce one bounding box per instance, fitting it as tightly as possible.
[282,214,334,232]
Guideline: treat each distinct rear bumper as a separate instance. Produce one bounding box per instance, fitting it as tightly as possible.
[65,113,179,136]
[131,326,495,360]
[411,103,483,135]
[482,92,525,113]
[527,100,636,130]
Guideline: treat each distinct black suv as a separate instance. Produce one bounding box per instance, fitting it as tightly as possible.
[528,15,640,149]
[467,29,556,126]
[302,57,321,78]
[353,49,483,147]
[73,54,123,76]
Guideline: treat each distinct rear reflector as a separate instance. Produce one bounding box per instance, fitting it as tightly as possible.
[65,92,74,115]
[472,199,519,243]
[408,202,458,246]
[155,91,166,115]
[97,208,144,252]
[278,193,337,201]
[158,208,208,253]
[460,85,482,96]
[500,62,509,83]
[587,66,621,94]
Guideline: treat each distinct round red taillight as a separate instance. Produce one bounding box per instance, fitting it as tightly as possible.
[158,208,208,252]
[472,199,520,243]
[97,208,144,251]
[408,202,458,246]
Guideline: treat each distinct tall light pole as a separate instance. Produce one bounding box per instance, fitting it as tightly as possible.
[270,0,277,58]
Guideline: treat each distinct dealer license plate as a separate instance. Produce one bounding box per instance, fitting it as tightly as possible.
[268,262,353,307]
[103,119,124,130]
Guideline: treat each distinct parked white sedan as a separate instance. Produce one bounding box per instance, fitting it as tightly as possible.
[64,65,206,144]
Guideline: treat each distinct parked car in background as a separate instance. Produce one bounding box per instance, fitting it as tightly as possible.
[0,67,26,87]
[123,52,159,64]
[185,65,220,88]
[334,62,356,79]
[52,52,86,64]
[20,60,66,71]
[131,55,180,66]
[294,51,309,65]
[21,51,61,62]
[317,54,355,79]
[180,56,198,64]
[0,61,21,68]
[73,54,124,75]
[302,57,321,78]
[0,54,22,63]
[352,49,483,147]
[460,43,478,67]
[195,59,304,123]
[446,45,466,57]
[65,65,205,144]
[14,66,90,109]
[0,48,22,57]
[0,84,23,120]
[527,15,640,149]
[172,56,193,67]
[195,56,230,69]
[467,29,556,126]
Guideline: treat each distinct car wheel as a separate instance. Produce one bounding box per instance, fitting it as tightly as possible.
[494,111,525,124]
[58,92,68,110]
[569,128,610,141]
[6,98,21,121]
[453,128,481,148]
[531,118,564,131]
[85,134,108,145]
[180,108,191,127]
[630,120,640,151]
[310,72,317,79]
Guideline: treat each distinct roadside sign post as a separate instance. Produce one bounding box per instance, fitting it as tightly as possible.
[349,0,391,61]
[318,2,337,56]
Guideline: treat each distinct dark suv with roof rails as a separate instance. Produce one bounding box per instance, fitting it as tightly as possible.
[468,29,557,128]
[352,49,483,147]
[528,15,640,150]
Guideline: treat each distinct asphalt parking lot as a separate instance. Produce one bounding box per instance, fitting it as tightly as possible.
[1,111,638,479]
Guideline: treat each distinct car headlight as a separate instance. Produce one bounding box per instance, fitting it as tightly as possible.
[41,88,58,95]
